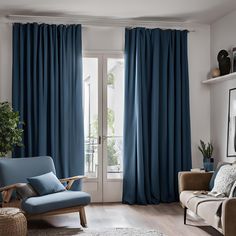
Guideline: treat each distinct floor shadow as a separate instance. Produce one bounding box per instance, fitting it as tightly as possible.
[185,220,223,236]
[28,220,83,236]
[196,226,223,236]
[28,220,55,229]
[28,227,83,236]
[185,213,223,236]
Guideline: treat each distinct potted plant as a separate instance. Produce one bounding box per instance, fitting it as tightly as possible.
[0,102,23,157]
[198,140,214,172]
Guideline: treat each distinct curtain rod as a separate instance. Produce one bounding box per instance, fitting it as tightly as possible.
[6,15,196,32]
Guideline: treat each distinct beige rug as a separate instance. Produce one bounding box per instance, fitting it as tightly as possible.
[28,227,166,235]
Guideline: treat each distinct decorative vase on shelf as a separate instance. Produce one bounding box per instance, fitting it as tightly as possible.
[203,157,214,172]
[217,49,231,76]
[198,140,214,172]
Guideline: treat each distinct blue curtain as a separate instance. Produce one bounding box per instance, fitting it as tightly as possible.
[123,28,192,204]
[12,23,84,182]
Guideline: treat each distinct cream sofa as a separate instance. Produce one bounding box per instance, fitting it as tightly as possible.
[179,171,236,236]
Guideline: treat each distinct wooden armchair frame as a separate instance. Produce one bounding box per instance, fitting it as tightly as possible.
[0,175,88,227]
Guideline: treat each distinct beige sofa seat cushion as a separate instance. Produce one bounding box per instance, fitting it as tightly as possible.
[180,191,225,212]
[180,191,211,212]
[180,191,197,210]
[197,200,223,231]
[180,191,225,232]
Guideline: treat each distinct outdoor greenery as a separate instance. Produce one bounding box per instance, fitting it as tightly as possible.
[86,71,119,170]
[89,108,118,166]
[106,108,118,166]
[0,102,23,157]
[198,140,213,160]
[107,72,115,87]
[90,116,98,138]
[107,108,115,135]
[90,72,118,166]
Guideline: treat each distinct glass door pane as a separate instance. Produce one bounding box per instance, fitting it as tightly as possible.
[106,58,124,179]
[83,57,99,178]
[83,54,124,203]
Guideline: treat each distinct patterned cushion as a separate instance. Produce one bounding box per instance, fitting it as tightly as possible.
[211,165,236,196]
[16,183,38,199]
[209,162,230,190]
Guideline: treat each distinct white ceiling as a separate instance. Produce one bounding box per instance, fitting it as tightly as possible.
[1,0,236,24]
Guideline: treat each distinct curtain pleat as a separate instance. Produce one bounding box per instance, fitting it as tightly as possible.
[12,23,84,184]
[123,28,192,204]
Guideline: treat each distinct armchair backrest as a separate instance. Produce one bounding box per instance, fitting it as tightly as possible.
[0,156,56,187]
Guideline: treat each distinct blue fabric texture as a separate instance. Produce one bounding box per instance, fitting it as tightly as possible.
[22,190,91,214]
[123,28,192,204]
[0,156,55,187]
[27,172,65,196]
[12,23,84,188]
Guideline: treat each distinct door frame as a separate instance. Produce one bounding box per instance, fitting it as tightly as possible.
[82,51,124,203]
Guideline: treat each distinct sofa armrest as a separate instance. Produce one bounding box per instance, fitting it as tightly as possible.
[0,183,25,192]
[0,183,25,203]
[59,175,87,190]
[178,171,213,193]
[222,198,236,236]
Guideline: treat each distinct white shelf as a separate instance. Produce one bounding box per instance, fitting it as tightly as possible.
[202,72,236,84]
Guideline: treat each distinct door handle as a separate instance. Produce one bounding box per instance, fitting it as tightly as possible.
[98,136,107,144]
[98,136,102,145]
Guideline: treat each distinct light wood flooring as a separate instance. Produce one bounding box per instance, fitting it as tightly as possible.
[28,203,222,236]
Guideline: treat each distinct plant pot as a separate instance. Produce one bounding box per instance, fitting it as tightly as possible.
[203,158,214,172]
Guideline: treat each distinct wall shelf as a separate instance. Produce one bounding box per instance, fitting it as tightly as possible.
[202,72,236,84]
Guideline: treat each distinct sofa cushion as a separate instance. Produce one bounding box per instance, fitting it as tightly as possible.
[0,156,56,188]
[180,191,225,232]
[16,183,38,199]
[27,172,65,196]
[21,190,91,214]
[198,200,223,230]
[209,162,230,191]
[211,165,236,196]
[180,191,207,212]
[180,191,225,213]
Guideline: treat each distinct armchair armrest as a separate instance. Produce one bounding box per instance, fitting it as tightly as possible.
[59,175,87,190]
[178,171,213,193]
[0,183,25,203]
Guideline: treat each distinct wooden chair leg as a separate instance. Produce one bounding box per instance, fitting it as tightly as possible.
[184,207,187,225]
[79,207,87,228]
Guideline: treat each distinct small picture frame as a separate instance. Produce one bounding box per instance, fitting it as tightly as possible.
[232,47,236,72]
[227,88,236,157]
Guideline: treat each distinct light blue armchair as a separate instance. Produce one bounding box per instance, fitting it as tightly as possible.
[0,156,91,227]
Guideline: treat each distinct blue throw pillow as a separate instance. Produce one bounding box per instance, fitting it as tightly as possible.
[27,172,65,196]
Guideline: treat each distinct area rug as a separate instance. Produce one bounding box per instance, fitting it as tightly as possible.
[28,227,166,236]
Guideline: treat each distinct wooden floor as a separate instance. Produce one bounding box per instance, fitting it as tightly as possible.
[28,203,222,236]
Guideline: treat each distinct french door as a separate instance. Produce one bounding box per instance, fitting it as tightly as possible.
[82,52,124,202]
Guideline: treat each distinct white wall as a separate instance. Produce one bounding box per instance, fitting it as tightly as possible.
[0,22,211,168]
[82,26,124,51]
[0,23,12,102]
[210,10,236,163]
[188,25,211,168]
[211,10,236,69]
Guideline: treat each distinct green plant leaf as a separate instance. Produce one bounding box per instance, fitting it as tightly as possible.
[198,140,214,159]
[0,102,23,156]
